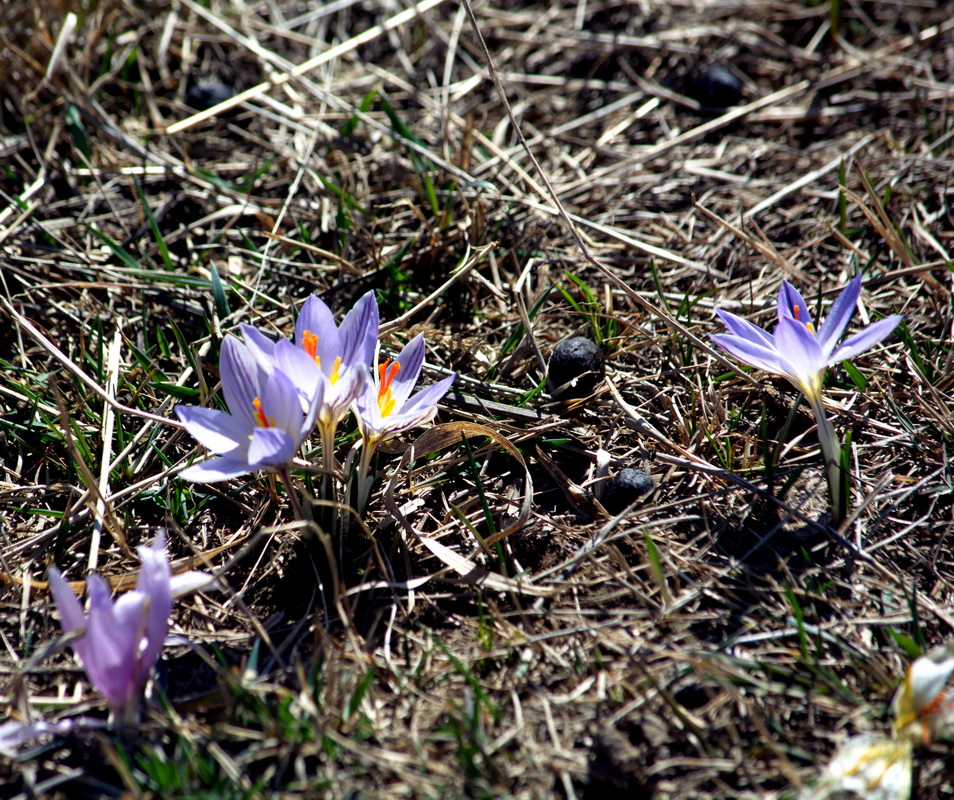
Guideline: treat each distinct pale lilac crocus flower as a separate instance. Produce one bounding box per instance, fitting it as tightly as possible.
[893,643,954,743]
[242,291,378,473]
[176,335,321,482]
[712,274,902,521]
[48,532,212,723]
[352,333,456,508]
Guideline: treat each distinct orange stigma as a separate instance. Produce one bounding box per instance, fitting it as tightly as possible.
[252,397,272,428]
[377,360,401,417]
[302,331,319,362]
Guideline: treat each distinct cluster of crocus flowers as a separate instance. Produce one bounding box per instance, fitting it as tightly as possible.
[176,291,455,510]
[241,291,379,475]
[712,274,903,521]
[48,532,213,723]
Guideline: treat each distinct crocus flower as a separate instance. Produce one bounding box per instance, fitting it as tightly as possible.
[799,734,912,800]
[48,532,212,721]
[712,274,903,521]
[352,333,455,508]
[242,291,378,472]
[176,335,320,482]
[0,719,96,757]
[712,274,903,404]
[893,644,954,743]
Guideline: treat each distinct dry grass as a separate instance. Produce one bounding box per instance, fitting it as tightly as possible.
[2,0,954,797]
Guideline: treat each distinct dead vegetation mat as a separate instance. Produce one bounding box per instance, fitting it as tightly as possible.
[2,0,954,797]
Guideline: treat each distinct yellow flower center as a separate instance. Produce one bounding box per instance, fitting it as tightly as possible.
[377,360,401,417]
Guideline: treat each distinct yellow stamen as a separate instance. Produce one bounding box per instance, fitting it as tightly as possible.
[330,356,341,384]
[377,360,401,417]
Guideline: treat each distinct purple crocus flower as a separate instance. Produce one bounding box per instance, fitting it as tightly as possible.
[354,333,455,447]
[176,335,320,482]
[712,274,903,521]
[712,274,903,404]
[242,291,378,471]
[48,532,211,720]
[352,333,455,507]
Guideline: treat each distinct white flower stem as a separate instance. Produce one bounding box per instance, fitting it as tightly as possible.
[318,423,337,501]
[808,394,845,522]
[355,439,377,513]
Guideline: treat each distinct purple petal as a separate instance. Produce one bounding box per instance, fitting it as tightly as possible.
[829,314,903,364]
[178,456,255,483]
[273,339,321,403]
[220,336,264,430]
[111,591,150,663]
[85,595,137,708]
[81,574,133,703]
[0,720,78,757]
[86,573,115,619]
[49,567,85,637]
[353,384,381,430]
[176,406,249,456]
[388,334,427,408]
[777,280,815,331]
[816,273,862,357]
[711,333,794,377]
[247,427,296,467]
[322,364,367,418]
[261,369,305,440]
[339,291,379,367]
[240,325,278,373]
[302,370,325,435]
[774,317,825,397]
[295,295,341,370]
[715,309,776,348]
[135,535,172,681]
[386,376,455,431]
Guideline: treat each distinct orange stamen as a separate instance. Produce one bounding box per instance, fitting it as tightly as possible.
[252,397,271,428]
[792,305,815,333]
[921,690,947,718]
[377,360,401,417]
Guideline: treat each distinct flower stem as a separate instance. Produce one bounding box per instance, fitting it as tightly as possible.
[808,394,845,523]
[355,438,377,513]
[318,423,336,501]
[278,467,306,522]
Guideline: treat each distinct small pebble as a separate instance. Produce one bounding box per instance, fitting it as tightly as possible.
[602,468,654,514]
[548,337,604,396]
[692,64,743,108]
[186,80,236,111]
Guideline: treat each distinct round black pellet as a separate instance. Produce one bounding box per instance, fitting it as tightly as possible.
[548,337,604,396]
[602,468,654,513]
